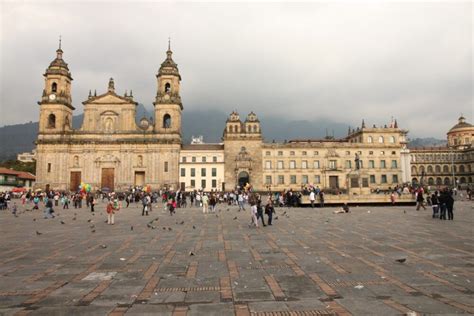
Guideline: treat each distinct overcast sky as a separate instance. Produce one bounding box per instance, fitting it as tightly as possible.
[0,1,472,138]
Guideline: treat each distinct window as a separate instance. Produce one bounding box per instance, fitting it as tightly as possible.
[390,136,396,143]
[265,175,272,184]
[278,175,284,184]
[381,175,387,183]
[391,160,398,168]
[266,151,271,156]
[370,175,376,183]
[367,136,373,143]
[380,160,386,168]
[329,160,337,169]
[213,156,217,162]
[212,179,217,188]
[313,161,320,169]
[165,82,171,92]
[290,175,297,184]
[345,160,352,169]
[180,168,185,177]
[302,160,308,169]
[201,179,206,188]
[289,160,296,169]
[277,161,284,169]
[278,151,283,156]
[201,156,206,163]
[302,151,307,156]
[391,151,396,155]
[47,163,52,173]
[392,175,399,183]
[369,151,373,155]
[191,168,195,177]
[314,151,319,156]
[314,175,321,184]
[190,179,195,187]
[192,156,196,162]
[47,114,56,128]
[378,136,384,143]
[380,151,385,155]
[201,168,206,176]
[163,114,171,128]
[265,161,272,169]
[302,175,308,184]
[290,151,295,156]
[212,168,217,177]
[51,82,57,93]
[182,157,187,163]
[359,160,363,168]
[369,160,375,168]
[346,151,351,155]
[164,161,169,172]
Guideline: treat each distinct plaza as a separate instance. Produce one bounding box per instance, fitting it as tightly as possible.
[0,200,473,315]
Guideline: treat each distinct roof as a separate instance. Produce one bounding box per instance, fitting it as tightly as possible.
[449,116,473,132]
[0,168,36,180]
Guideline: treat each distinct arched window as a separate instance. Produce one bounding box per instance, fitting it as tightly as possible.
[247,125,251,132]
[435,165,441,173]
[469,176,472,184]
[436,177,442,185]
[390,136,396,143]
[453,165,457,173]
[460,165,465,173]
[444,177,450,185]
[47,114,56,128]
[428,177,434,185]
[427,165,433,173]
[164,82,171,93]
[367,136,373,143]
[443,165,449,173]
[378,136,384,143]
[229,125,233,133]
[460,177,466,184]
[253,125,258,133]
[105,117,114,132]
[420,166,425,173]
[163,114,171,128]
[411,166,417,174]
[52,82,57,93]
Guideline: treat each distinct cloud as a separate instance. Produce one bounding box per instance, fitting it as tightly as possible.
[0,1,471,138]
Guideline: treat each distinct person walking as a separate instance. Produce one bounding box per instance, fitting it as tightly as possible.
[202,194,209,214]
[319,191,325,208]
[90,195,95,213]
[249,200,259,228]
[238,192,245,211]
[439,189,448,220]
[256,197,266,226]
[209,194,217,213]
[446,189,455,220]
[142,195,148,216]
[265,200,275,225]
[416,189,426,210]
[431,191,439,218]
[309,190,315,208]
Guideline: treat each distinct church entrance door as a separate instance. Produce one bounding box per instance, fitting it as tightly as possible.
[134,171,145,187]
[70,171,81,192]
[238,171,250,189]
[101,168,115,191]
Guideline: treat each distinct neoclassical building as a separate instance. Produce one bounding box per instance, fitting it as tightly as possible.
[410,116,473,188]
[36,44,414,192]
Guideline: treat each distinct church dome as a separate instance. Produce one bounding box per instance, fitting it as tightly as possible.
[448,116,472,133]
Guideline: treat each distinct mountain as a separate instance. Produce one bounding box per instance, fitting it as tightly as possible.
[408,137,447,148]
[0,104,444,161]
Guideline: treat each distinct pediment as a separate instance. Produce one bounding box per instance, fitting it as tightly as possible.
[83,92,137,105]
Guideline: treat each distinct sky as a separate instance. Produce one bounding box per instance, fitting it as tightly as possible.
[0,1,472,138]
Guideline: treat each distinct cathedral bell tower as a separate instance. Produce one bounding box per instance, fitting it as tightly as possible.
[38,38,74,134]
[153,40,182,140]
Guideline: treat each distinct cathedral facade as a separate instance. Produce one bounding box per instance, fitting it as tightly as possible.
[36,44,414,192]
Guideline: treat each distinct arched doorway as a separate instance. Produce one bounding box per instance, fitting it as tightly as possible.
[238,171,250,188]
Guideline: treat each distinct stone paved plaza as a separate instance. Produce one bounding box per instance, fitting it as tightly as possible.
[0,200,473,316]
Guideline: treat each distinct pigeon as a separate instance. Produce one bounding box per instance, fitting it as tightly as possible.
[193,225,196,229]
[87,219,92,223]
[189,251,195,256]
[226,208,230,211]
[215,214,219,218]
[403,210,406,214]
[180,220,184,225]
[33,218,36,222]
[60,220,65,224]
[72,217,76,221]
[91,229,96,233]
[151,226,156,230]
[233,216,238,220]
[147,223,152,228]
[282,211,287,216]
[36,231,42,235]
[395,258,406,263]
[274,216,279,220]
[168,227,172,231]
[130,226,134,231]
[90,224,95,229]
[100,244,107,249]
[162,227,166,230]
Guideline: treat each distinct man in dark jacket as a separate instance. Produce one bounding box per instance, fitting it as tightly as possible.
[446,189,455,220]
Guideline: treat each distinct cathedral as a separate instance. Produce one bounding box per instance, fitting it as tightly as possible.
[36,43,417,193]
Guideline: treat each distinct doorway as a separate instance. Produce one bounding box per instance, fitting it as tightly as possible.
[70,171,81,192]
[134,171,145,187]
[329,176,339,189]
[101,168,115,191]
[238,171,250,188]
